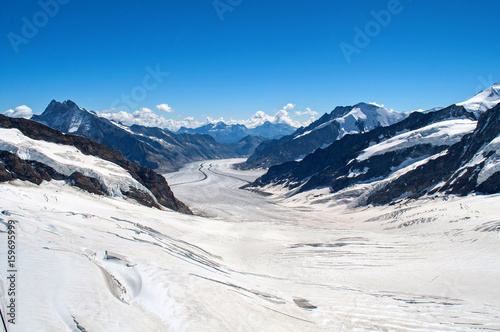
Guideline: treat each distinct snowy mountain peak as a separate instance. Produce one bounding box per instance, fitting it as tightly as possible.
[304,102,406,139]
[350,102,405,128]
[244,102,407,169]
[458,83,500,115]
[32,99,92,134]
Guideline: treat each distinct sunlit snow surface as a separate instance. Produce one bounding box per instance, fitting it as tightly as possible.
[0,128,152,198]
[458,83,500,115]
[357,119,477,161]
[1,159,500,331]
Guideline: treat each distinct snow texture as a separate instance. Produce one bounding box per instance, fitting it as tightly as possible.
[357,119,477,161]
[0,159,499,331]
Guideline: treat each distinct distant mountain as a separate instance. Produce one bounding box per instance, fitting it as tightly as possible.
[246,122,298,141]
[224,135,267,156]
[243,102,406,169]
[0,115,192,214]
[31,100,246,172]
[248,100,500,206]
[458,82,500,115]
[177,121,296,144]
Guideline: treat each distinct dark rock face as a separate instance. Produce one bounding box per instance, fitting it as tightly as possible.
[0,151,45,185]
[0,151,106,194]
[0,114,192,214]
[251,103,495,204]
[68,172,107,195]
[32,100,237,172]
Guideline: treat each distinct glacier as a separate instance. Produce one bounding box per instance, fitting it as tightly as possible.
[1,159,499,331]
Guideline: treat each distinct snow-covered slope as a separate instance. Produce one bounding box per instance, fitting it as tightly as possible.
[458,83,500,115]
[298,103,406,139]
[0,114,192,213]
[335,103,406,137]
[357,119,476,161]
[0,128,150,197]
[250,103,490,205]
[465,134,500,185]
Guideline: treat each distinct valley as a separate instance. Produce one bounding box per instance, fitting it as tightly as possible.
[2,2,499,330]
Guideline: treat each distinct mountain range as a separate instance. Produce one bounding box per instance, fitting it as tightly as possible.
[242,102,406,169]
[31,100,263,172]
[248,84,500,206]
[177,121,296,144]
[3,83,499,209]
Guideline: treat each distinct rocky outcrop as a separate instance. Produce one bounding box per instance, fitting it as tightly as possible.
[0,151,107,194]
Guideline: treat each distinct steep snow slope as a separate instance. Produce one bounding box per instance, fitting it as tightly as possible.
[335,103,406,137]
[357,119,476,161]
[466,133,500,185]
[1,160,500,331]
[0,114,191,213]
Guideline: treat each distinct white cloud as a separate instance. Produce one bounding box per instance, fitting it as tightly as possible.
[4,105,33,119]
[295,107,318,116]
[156,103,174,113]
[205,116,226,124]
[98,108,202,132]
[233,104,304,128]
[140,107,153,113]
[98,102,314,132]
[369,102,385,107]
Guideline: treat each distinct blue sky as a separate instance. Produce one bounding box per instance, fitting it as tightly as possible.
[1,0,499,129]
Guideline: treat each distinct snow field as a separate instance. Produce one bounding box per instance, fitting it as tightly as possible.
[0,159,499,331]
